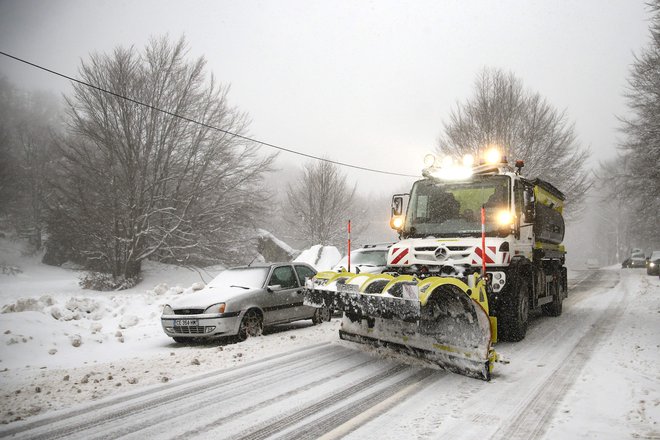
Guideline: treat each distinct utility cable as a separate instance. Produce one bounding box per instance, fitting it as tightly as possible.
[0,50,419,178]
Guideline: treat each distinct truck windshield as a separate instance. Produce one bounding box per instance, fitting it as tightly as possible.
[403,176,510,238]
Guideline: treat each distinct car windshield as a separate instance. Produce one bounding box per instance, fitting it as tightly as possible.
[650,251,660,260]
[632,253,645,259]
[403,176,510,238]
[338,250,388,267]
[207,267,269,289]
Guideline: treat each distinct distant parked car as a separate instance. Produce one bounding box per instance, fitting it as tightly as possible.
[647,251,660,276]
[623,252,647,269]
[586,259,599,270]
[332,243,393,274]
[161,263,330,343]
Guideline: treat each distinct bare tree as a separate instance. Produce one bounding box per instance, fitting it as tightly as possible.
[617,1,660,248]
[284,160,357,247]
[48,36,275,278]
[438,68,591,218]
[0,78,61,250]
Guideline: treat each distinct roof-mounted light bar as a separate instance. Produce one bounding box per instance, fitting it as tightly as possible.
[423,149,517,180]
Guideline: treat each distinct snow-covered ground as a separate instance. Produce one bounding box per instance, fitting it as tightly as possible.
[0,238,338,424]
[1,237,659,438]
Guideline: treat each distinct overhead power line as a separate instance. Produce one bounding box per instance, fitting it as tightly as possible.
[0,50,419,178]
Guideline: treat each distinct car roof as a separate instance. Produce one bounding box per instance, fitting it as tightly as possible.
[230,262,314,270]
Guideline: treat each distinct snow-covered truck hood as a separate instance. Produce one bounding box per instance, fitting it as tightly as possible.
[387,237,512,268]
[170,285,260,309]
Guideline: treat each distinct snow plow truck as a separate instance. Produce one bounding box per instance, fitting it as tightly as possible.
[303,151,567,380]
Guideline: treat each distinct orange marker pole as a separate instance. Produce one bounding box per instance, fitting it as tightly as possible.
[347,220,351,272]
[481,206,486,278]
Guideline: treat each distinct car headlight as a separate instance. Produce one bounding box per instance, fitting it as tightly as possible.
[650,262,656,267]
[203,303,226,314]
[162,304,174,315]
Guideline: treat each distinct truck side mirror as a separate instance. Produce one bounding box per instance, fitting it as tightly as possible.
[390,194,407,231]
[392,196,404,216]
[523,188,535,223]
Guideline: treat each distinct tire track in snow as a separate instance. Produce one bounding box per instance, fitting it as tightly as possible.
[286,368,439,440]
[503,269,618,359]
[345,270,621,440]
[0,342,335,440]
[235,363,412,440]
[490,271,628,440]
[118,353,380,439]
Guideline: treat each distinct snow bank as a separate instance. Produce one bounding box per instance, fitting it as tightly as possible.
[0,242,340,424]
[294,245,341,271]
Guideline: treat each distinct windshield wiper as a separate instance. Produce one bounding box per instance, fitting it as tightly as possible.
[230,285,250,290]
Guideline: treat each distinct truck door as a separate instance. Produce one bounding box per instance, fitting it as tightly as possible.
[513,180,534,258]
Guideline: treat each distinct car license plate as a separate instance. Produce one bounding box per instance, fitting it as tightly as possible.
[174,319,198,326]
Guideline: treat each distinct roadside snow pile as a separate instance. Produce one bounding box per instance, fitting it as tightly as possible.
[0,246,223,372]
[0,238,342,425]
[294,245,341,271]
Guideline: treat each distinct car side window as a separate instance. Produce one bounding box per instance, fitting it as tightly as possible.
[294,265,316,284]
[268,266,299,289]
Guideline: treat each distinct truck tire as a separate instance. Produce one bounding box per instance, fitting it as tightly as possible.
[542,270,563,317]
[499,279,529,342]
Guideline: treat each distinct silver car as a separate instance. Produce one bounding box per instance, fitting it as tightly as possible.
[161,263,329,342]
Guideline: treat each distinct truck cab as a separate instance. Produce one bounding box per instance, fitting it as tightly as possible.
[388,153,567,341]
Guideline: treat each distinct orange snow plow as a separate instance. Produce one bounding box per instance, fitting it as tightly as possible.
[304,270,498,380]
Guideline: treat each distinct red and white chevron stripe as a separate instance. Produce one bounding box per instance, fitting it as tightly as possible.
[471,246,497,265]
[389,247,410,265]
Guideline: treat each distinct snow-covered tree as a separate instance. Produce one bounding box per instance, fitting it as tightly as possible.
[437,68,591,219]
[0,77,61,250]
[284,160,358,247]
[48,36,274,278]
[617,1,660,247]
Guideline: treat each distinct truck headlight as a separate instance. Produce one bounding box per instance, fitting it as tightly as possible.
[204,303,226,314]
[390,216,404,230]
[496,210,514,226]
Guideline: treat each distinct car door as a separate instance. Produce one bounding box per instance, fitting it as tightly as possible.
[294,264,317,318]
[265,265,301,324]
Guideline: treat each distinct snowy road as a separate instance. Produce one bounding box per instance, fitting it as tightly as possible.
[2,269,658,439]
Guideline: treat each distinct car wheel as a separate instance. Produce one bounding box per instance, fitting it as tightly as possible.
[312,306,331,324]
[237,309,263,341]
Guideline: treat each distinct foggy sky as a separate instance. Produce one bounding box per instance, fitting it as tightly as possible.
[0,0,650,197]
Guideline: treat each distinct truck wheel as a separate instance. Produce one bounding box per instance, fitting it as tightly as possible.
[542,270,563,317]
[499,280,529,342]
